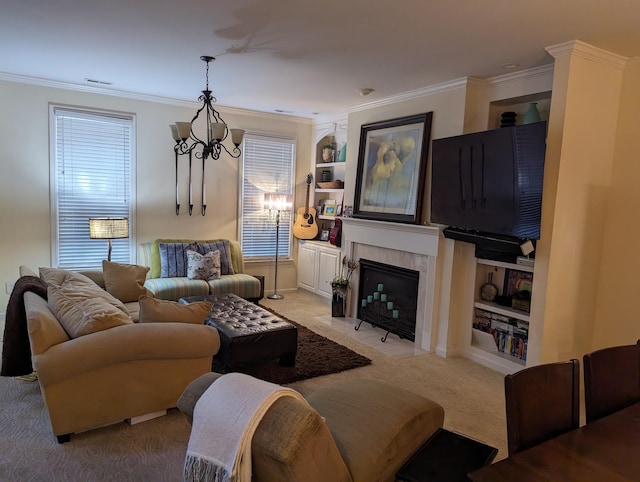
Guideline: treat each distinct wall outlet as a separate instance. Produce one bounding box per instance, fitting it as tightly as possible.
[6,282,14,294]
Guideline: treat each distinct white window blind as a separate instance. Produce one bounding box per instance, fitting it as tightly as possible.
[240,133,295,259]
[51,106,134,269]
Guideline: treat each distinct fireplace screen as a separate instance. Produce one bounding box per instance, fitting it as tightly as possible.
[357,259,419,341]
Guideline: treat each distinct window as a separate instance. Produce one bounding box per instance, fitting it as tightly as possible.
[240,133,295,259]
[50,106,135,269]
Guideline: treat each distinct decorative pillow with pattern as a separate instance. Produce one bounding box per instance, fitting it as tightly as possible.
[158,242,191,278]
[186,249,221,281]
[186,240,235,275]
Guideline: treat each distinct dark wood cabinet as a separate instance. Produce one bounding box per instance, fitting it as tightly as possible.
[431,122,546,239]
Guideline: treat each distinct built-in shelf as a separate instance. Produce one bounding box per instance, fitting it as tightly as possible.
[314,134,346,232]
[477,258,534,273]
[474,301,530,322]
[464,257,533,373]
[315,161,345,168]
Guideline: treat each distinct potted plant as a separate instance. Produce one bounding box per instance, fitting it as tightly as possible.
[331,258,359,317]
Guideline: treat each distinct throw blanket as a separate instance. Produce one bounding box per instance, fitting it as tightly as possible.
[183,372,309,482]
[1,275,48,377]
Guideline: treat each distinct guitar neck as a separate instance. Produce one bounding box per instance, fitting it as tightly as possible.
[304,183,310,214]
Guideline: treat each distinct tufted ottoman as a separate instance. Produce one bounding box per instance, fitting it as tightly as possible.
[180,293,297,369]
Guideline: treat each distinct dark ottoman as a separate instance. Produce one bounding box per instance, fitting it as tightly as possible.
[180,293,297,369]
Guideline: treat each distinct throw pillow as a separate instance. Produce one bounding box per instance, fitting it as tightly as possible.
[102,260,152,303]
[187,240,235,275]
[39,267,129,315]
[159,242,191,278]
[186,249,221,281]
[138,295,212,324]
[48,284,133,338]
[40,267,97,287]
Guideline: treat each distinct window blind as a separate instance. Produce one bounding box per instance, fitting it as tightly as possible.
[240,133,295,259]
[51,106,134,269]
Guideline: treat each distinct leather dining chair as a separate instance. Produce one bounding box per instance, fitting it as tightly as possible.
[504,359,580,456]
[583,340,640,423]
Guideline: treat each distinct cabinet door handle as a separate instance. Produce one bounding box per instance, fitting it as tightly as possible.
[458,147,466,209]
[481,142,487,208]
[469,145,476,208]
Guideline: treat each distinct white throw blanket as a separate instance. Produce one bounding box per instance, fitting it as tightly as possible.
[183,372,308,482]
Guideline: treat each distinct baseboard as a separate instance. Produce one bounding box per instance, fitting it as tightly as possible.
[128,410,167,425]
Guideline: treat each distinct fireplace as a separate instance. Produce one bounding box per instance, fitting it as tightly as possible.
[357,259,419,341]
[341,217,440,352]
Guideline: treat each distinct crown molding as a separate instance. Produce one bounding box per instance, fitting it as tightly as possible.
[545,40,628,71]
[486,64,554,86]
[344,65,556,114]
[345,77,469,113]
[313,116,348,132]
[0,71,313,124]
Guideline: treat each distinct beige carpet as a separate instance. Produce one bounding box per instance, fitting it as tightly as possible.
[0,290,507,481]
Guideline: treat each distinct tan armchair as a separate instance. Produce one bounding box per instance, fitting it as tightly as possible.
[20,266,220,443]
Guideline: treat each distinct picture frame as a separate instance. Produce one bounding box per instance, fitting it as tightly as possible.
[503,269,534,296]
[353,112,433,224]
[319,229,330,241]
[322,203,337,217]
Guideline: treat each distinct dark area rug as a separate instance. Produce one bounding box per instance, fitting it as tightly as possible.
[211,307,371,384]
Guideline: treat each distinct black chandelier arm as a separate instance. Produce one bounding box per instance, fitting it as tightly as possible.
[218,142,242,159]
[186,101,210,146]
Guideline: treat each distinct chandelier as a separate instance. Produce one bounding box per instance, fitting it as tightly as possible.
[170,56,245,216]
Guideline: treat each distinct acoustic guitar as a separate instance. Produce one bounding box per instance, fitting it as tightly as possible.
[293,173,319,239]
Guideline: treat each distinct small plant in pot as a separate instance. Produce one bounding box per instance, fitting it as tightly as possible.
[331,258,359,317]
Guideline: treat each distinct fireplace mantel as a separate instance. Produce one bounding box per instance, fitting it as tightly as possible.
[341,217,441,352]
[341,218,439,257]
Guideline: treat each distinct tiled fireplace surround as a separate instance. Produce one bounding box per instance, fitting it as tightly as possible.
[342,218,440,352]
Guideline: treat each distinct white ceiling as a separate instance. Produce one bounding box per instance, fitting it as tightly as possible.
[2,0,640,118]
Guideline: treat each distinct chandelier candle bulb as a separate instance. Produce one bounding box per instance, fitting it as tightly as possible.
[211,123,226,141]
[176,122,191,140]
[231,129,245,146]
[170,125,180,142]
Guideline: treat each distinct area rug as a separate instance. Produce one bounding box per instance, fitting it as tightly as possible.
[211,306,371,384]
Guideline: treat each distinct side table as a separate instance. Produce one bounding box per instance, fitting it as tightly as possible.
[395,428,498,482]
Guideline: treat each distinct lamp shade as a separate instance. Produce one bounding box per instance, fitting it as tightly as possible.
[263,193,293,212]
[89,218,129,239]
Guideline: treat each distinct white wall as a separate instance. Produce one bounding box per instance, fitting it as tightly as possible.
[0,79,312,309]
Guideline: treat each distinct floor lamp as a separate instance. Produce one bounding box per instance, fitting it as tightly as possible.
[263,193,293,300]
[89,217,129,261]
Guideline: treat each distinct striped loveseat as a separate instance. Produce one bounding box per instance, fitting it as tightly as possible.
[139,239,262,302]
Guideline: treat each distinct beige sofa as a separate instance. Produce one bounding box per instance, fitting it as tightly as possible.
[178,372,445,482]
[19,266,220,443]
